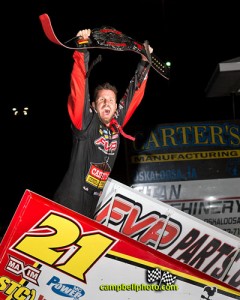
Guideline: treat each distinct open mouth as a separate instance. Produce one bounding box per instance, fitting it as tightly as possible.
[103,107,111,116]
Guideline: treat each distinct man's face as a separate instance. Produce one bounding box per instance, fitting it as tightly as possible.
[92,89,117,125]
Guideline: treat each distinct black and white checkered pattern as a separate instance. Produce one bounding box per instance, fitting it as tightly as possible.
[147,268,162,283]
[161,271,177,285]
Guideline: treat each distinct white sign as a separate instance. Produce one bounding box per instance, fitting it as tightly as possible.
[131,178,240,237]
[95,178,240,290]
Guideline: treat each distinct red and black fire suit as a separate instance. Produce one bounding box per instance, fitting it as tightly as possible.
[53,49,150,218]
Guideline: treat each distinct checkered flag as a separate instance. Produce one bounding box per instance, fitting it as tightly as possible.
[147,268,162,284]
[161,271,176,285]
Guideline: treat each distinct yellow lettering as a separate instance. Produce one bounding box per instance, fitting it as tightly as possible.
[161,128,176,146]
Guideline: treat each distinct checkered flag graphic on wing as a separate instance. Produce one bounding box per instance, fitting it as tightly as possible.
[161,271,177,285]
[147,268,162,283]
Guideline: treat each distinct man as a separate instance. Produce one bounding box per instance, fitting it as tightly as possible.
[53,29,153,218]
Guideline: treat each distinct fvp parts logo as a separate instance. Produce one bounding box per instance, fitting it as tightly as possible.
[147,268,177,286]
[47,276,85,299]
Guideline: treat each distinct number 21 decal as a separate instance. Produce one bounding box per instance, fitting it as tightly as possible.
[12,211,116,282]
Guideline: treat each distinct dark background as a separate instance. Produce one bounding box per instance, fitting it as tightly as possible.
[1,0,239,235]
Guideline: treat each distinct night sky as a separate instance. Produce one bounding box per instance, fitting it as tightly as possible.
[1,0,239,234]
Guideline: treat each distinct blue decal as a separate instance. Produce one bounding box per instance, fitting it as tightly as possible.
[47,276,85,299]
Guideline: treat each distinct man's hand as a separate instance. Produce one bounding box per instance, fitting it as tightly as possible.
[141,41,153,62]
[76,29,91,39]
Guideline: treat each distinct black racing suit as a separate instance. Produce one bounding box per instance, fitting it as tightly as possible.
[53,50,150,218]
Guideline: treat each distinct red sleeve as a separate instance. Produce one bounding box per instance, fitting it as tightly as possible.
[67,51,89,129]
[122,77,148,127]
